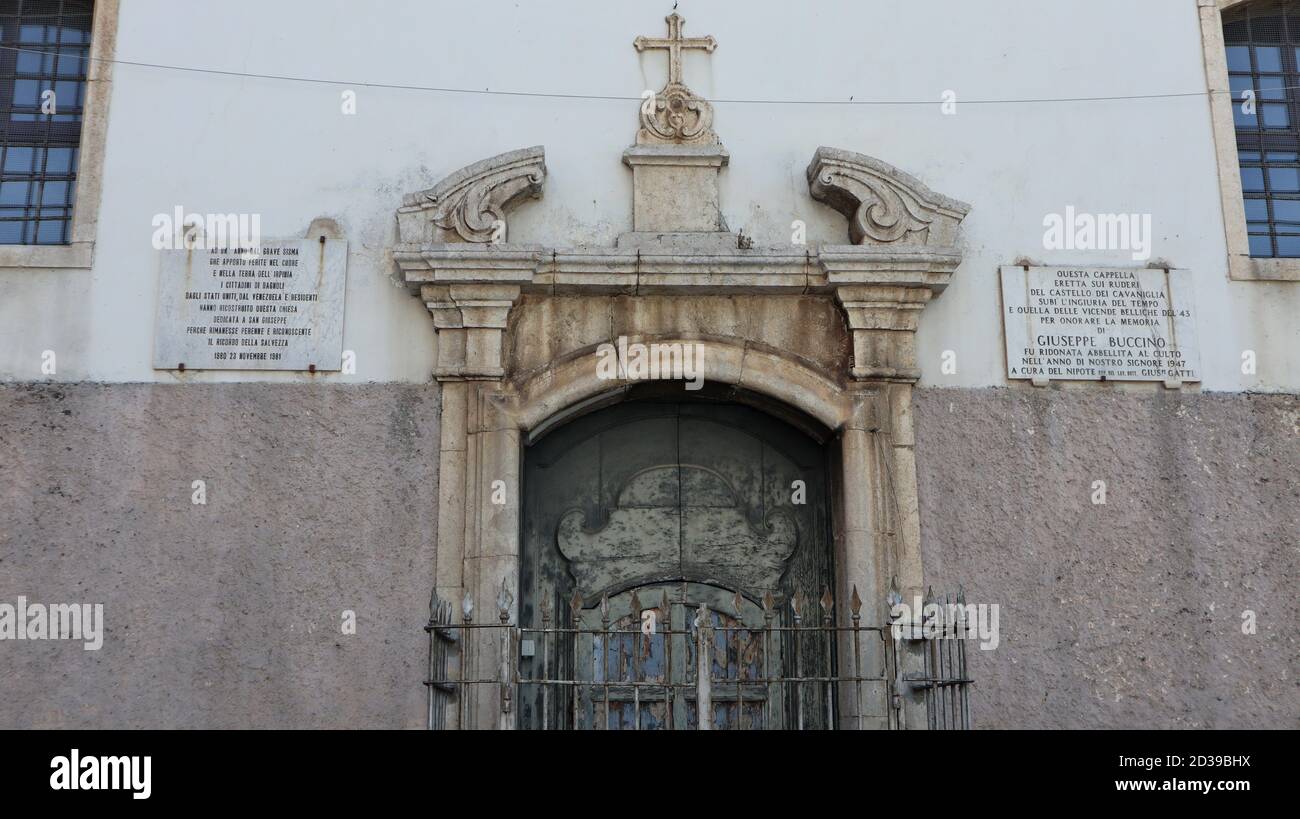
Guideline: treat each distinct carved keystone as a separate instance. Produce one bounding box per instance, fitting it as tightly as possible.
[398,146,546,244]
[807,147,968,246]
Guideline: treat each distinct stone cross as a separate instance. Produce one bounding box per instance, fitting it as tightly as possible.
[634,13,716,87]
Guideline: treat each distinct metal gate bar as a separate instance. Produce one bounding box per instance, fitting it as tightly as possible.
[425,584,973,730]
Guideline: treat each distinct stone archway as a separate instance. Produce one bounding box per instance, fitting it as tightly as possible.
[415,328,944,729]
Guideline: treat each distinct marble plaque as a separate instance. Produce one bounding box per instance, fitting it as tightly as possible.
[153,239,347,371]
[1000,266,1200,383]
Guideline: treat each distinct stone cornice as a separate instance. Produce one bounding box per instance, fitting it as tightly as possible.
[394,242,960,296]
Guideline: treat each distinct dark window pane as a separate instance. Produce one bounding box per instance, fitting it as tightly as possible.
[1269,167,1300,191]
[1272,200,1300,222]
[55,48,85,77]
[35,218,63,243]
[4,146,33,172]
[12,78,38,105]
[1259,75,1286,100]
[1275,235,1300,255]
[39,180,66,205]
[44,146,72,173]
[18,24,48,43]
[16,49,50,73]
[0,180,28,205]
[1266,151,1298,162]
[1251,15,1285,43]
[1256,46,1283,71]
[1240,150,1263,162]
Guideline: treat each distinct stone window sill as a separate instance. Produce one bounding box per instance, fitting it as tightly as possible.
[1229,254,1300,282]
[0,242,94,271]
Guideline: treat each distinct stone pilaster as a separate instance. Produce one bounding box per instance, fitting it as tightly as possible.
[419,283,522,381]
[835,285,933,381]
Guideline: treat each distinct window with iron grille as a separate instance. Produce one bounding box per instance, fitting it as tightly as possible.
[1223,2,1300,258]
[0,0,91,245]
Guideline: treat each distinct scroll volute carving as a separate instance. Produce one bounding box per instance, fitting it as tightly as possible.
[397,146,546,244]
[638,81,717,145]
[807,146,969,246]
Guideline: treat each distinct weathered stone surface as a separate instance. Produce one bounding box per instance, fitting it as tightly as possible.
[914,387,1300,729]
[505,293,851,383]
[0,383,439,729]
[623,144,729,233]
[395,146,546,245]
[807,147,970,247]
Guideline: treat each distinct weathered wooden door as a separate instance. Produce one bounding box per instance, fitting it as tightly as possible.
[519,400,834,729]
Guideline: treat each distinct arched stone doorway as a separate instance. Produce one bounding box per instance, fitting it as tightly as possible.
[519,390,835,729]
[398,20,973,728]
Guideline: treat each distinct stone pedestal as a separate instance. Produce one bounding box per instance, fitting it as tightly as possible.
[623,144,729,233]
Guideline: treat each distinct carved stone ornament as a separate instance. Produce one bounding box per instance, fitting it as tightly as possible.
[634,13,718,145]
[807,146,970,246]
[639,80,716,143]
[396,146,546,244]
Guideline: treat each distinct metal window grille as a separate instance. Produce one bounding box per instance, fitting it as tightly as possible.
[0,0,92,245]
[1224,2,1300,257]
[425,584,974,730]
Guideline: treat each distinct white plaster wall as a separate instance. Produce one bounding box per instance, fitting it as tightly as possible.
[0,0,1295,391]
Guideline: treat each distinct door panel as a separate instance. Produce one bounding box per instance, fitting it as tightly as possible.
[519,400,833,729]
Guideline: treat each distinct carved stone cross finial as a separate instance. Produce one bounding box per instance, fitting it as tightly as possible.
[631,13,719,145]
[634,13,716,88]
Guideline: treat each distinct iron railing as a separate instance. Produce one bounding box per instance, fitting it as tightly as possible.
[425,583,972,730]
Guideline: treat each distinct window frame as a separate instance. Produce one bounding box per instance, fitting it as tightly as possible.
[0,0,115,271]
[1202,0,1300,279]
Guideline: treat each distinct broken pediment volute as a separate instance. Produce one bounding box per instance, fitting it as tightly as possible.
[807,146,969,246]
[397,146,546,244]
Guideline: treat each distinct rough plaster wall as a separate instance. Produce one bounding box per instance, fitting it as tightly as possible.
[0,383,440,729]
[915,387,1300,729]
